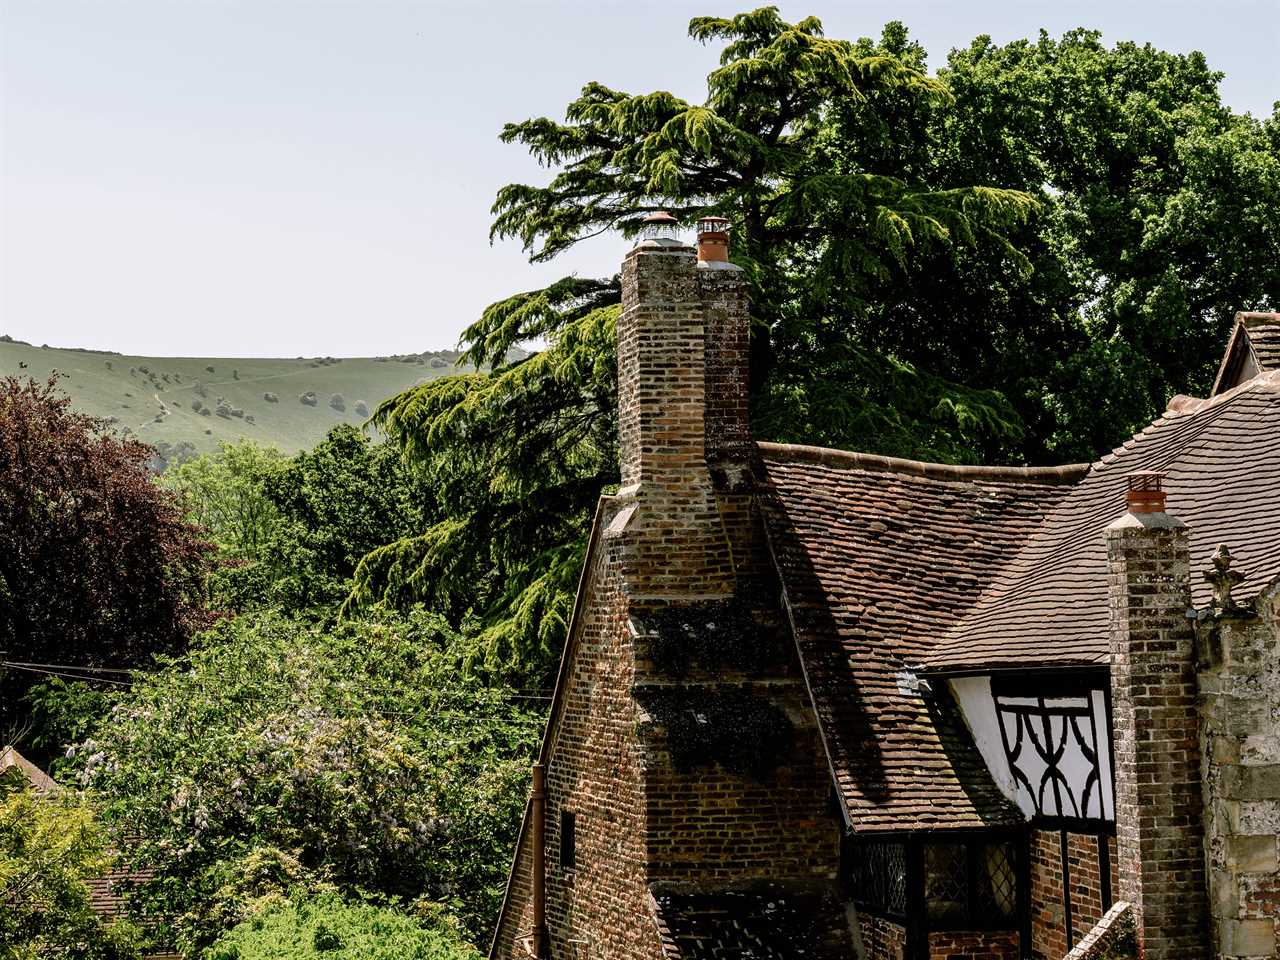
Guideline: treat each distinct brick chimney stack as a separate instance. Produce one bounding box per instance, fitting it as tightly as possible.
[1105,472,1210,959]
[613,213,750,599]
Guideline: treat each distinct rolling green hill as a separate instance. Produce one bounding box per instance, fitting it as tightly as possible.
[0,337,468,462]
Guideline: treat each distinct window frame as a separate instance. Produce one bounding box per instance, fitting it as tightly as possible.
[843,828,1029,957]
[559,809,576,872]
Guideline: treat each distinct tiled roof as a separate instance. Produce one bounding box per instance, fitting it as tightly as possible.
[929,372,1280,671]
[1242,312,1280,369]
[757,443,1086,831]
[0,746,59,793]
[650,882,857,959]
[1212,311,1280,394]
[86,867,135,918]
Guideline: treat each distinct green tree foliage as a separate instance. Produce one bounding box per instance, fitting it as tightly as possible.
[490,7,1035,457]
[164,428,435,612]
[263,426,435,610]
[206,894,479,960]
[0,772,142,960]
[357,10,1279,683]
[161,441,287,556]
[349,278,620,677]
[356,9,1035,681]
[932,30,1280,458]
[0,376,210,740]
[71,611,539,952]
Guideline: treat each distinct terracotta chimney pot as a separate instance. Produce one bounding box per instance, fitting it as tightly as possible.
[697,216,731,262]
[1125,470,1167,514]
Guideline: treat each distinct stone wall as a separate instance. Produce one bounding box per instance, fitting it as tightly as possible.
[1198,583,1280,959]
[1030,829,1119,960]
[1105,511,1210,959]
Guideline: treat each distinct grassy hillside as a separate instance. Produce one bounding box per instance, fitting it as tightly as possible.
[0,337,466,461]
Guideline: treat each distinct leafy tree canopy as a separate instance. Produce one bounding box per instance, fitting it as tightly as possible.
[71,610,540,953]
[357,11,1279,685]
[164,427,436,613]
[0,376,211,740]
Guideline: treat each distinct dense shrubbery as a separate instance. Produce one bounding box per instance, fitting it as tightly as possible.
[72,610,538,952]
[207,895,479,960]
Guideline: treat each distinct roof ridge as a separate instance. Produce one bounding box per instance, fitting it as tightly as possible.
[756,440,1089,485]
[1102,370,1280,466]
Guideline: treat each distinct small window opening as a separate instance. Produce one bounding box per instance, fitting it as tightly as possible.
[560,810,576,871]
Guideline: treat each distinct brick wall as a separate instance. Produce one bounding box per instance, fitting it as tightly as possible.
[642,680,838,884]
[492,521,667,960]
[1062,901,1136,960]
[616,244,739,599]
[1198,585,1280,959]
[494,236,842,960]
[860,914,908,960]
[1105,510,1210,959]
[1030,829,1119,960]
[927,930,1021,959]
[858,916,1020,960]
[698,266,752,471]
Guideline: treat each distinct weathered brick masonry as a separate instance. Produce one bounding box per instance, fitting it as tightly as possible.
[493,232,847,959]
[1106,509,1210,959]
[1029,830,1119,960]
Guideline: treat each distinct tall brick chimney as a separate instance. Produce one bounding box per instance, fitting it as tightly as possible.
[1105,471,1210,959]
[612,213,750,598]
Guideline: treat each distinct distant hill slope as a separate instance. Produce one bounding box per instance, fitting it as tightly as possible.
[0,338,468,461]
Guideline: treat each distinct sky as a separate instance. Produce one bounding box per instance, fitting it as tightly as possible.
[2,0,1276,358]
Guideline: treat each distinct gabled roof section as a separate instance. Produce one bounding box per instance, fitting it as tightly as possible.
[1212,311,1280,395]
[0,745,59,794]
[650,881,857,959]
[757,442,1087,831]
[929,373,1280,672]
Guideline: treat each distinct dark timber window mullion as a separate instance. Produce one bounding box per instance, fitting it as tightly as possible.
[905,835,927,960]
[1018,831,1033,960]
[964,842,980,928]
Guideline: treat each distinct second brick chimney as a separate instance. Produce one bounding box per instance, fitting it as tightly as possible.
[612,213,751,599]
[1105,472,1210,959]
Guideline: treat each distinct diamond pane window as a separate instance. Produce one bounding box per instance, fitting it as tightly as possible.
[924,843,968,925]
[976,842,1018,921]
[848,840,907,919]
[844,832,1024,937]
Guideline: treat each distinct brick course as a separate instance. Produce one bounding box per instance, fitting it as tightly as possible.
[1106,511,1210,959]
[1030,829,1119,960]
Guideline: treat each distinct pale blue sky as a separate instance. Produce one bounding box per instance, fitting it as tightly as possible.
[2,0,1276,357]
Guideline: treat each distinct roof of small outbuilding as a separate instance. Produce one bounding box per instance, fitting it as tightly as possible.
[650,881,857,959]
[1212,311,1280,394]
[0,745,59,794]
[929,371,1280,672]
[756,443,1086,831]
